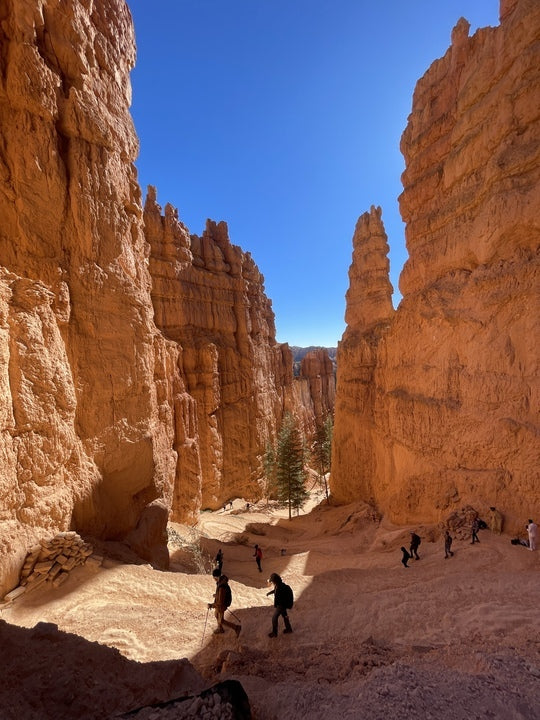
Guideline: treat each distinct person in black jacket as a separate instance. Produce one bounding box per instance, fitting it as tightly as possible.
[409,532,421,560]
[266,572,293,637]
[400,546,411,568]
[215,548,223,574]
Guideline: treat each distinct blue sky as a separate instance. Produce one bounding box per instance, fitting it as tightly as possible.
[127,0,500,348]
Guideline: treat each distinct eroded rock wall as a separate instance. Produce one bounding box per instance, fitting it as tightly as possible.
[0,0,332,597]
[299,349,336,428]
[332,0,540,533]
[0,0,176,593]
[144,189,328,516]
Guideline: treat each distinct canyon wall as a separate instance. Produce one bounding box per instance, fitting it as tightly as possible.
[332,0,539,533]
[144,189,327,518]
[0,0,333,596]
[0,0,178,592]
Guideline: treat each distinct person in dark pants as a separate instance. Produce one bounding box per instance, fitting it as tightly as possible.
[266,573,292,637]
[444,530,454,558]
[471,518,480,544]
[208,569,241,637]
[253,544,263,572]
[401,546,411,568]
[215,548,223,574]
[409,532,421,559]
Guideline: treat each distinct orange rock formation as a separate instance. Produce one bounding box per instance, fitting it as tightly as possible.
[0,0,177,591]
[0,0,334,596]
[332,0,540,533]
[144,188,324,518]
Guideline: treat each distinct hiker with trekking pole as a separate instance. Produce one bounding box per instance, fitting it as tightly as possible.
[205,568,241,639]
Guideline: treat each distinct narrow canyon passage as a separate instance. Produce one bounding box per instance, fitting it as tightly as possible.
[2,497,539,719]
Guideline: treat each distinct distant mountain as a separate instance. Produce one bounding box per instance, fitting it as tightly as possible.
[289,346,337,377]
[290,346,337,362]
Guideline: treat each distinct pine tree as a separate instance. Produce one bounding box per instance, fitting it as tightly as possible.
[312,413,333,502]
[274,412,309,519]
[263,440,277,503]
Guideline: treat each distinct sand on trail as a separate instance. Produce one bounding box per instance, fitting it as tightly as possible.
[1,495,539,719]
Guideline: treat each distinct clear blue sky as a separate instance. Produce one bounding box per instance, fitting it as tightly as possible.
[127,0,499,348]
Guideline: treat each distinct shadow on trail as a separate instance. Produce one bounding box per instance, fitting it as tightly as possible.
[0,619,204,720]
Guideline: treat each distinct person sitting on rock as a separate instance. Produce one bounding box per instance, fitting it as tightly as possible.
[208,569,241,637]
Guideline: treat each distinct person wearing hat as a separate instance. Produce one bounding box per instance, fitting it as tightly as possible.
[266,572,293,637]
[208,568,241,637]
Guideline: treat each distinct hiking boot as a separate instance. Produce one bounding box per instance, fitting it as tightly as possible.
[234,625,241,638]
[213,628,225,634]
[268,631,277,638]
[283,628,293,634]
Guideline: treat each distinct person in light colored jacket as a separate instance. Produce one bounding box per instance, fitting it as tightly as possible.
[526,519,537,551]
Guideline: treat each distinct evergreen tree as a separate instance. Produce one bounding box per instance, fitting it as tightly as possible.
[312,413,333,502]
[263,440,277,503]
[275,412,309,519]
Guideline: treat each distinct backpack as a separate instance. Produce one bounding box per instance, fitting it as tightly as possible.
[282,583,294,610]
[223,583,232,608]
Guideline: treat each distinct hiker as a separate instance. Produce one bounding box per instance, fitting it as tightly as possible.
[208,569,241,637]
[400,546,411,568]
[444,530,454,558]
[215,548,223,573]
[409,532,421,560]
[526,519,538,551]
[471,517,480,544]
[266,572,293,637]
[489,507,503,534]
[253,544,263,572]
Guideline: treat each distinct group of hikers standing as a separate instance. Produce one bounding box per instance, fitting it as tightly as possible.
[206,544,293,640]
[400,512,537,567]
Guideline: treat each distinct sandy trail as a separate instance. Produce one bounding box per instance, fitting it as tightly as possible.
[1,497,539,719]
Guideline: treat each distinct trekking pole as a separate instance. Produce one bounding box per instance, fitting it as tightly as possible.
[201,606,210,647]
[226,608,242,624]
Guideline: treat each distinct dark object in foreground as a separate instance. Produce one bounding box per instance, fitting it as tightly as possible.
[119,679,252,719]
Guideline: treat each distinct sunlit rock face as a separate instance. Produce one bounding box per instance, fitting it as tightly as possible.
[332,0,540,533]
[299,350,336,429]
[144,190,333,515]
[0,0,182,593]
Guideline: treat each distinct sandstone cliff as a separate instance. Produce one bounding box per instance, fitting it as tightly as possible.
[144,188,321,519]
[332,0,540,533]
[299,349,336,428]
[0,0,335,597]
[0,0,180,593]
